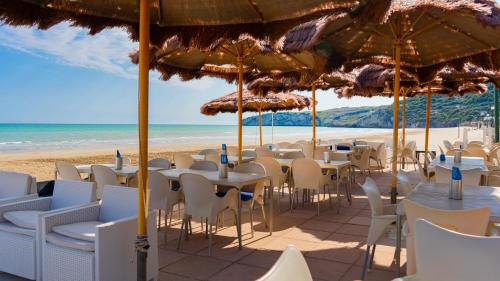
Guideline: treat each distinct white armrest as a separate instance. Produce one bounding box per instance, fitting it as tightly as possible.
[0,197,51,222]
[0,194,38,205]
[96,210,156,281]
[41,204,101,234]
[391,276,418,281]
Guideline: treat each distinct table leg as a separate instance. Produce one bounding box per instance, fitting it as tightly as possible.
[396,214,402,277]
[237,189,242,249]
[336,169,341,214]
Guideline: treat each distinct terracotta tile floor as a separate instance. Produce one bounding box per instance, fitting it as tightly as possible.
[0,169,415,281]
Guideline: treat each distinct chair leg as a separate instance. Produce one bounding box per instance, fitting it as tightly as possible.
[164,211,169,244]
[260,204,268,229]
[316,191,320,216]
[249,203,255,237]
[188,218,193,235]
[208,223,213,256]
[369,244,376,269]
[361,245,371,280]
[177,218,185,250]
[205,217,209,239]
[157,209,162,229]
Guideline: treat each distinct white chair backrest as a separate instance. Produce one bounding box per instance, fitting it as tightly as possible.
[301,143,314,159]
[50,180,96,210]
[465,147,488,160]
[295,140,308,145]
[466,143,484,149]
[276,142,292,149]
[198,149,218,155]
[287,143,303,150]
[148,170,169,210]
[91,165,119,199]
[282,151,305,159]
[435,165,482,186]
[414,219,500,281]
[174,153,194,169]
[180,173,217,218]
[292,158,321,191]
[99,186,139,222]
[256,245,313,281]
[360,177,384,216]
[242,150,256,157]
[205,153,220,165]
[0,171,32,198]
[110,156,131,166]
[354,140,368,146]
[254,157,283,187]
[256,147,275,158]
[55,161,82,181]
[148,158,171,169]
[397,170,414,196]
[406,140,417,151]
[190,160,218,171]
[233,162,266,197]
[443,140,454,152]
[468,140,484,146]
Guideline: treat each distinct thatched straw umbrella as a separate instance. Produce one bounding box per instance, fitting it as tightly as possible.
[131,35,327,163]
[336,64,489,170]
[279,0,500,207]
[201,90,313,146]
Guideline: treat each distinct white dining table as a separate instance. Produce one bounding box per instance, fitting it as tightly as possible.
[427,155,488,173]
[276,159,352,213]
[159,169,271,249]
[394,182,500,275]
[74,164,164,185]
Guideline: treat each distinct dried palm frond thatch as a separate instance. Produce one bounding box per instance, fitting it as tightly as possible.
[200,90,314,115]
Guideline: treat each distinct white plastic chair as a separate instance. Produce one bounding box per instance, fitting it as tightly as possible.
[434,165,482,186]
[256,245,313,281]
[360,177,398,280]
[232,162,267,235]
[148,170,181,242]
[282,151,305,159]
[402,199,490,275]
[242,150,256,157]
[190,160,218,171]
[0,171,37,204]
[0,180,96,280]
[178,173,236,256]
[276,142,292,148]
[465,147,488,161]
[369,143,385,172]
[40,186,157,281]
[287,143,303,150]
[399,141,417,170]
[148,157,171,169]
[351,147,372,180]
[291,158,332,215]
[173,153,194,169]
[301,143,314,159]
[198,149,218,156]
[443,140,454,152]
[392,219,500,281]
[91,165,119,199]
[254,157,289,212]
[109,156,131,166]
[397,170,414,196]
[205,153,221,167]
[295,140,308,145]
[256,147,275,158]
[313,146,330,160]
[55,161,82,180]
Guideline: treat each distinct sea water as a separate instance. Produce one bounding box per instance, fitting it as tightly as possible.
[0,123,392,153]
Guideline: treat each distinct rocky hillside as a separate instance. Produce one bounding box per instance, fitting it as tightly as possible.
[243,84,497,128]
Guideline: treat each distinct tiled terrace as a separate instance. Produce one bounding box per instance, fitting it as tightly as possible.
[0,170,415,281]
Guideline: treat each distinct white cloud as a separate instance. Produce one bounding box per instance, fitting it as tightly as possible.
[0,23,138,78]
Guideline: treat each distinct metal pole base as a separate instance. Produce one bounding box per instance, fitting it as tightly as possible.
[390,189,398,204]
[136,235,149,281]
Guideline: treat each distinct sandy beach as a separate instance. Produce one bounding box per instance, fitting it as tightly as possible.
[0,126,487,181]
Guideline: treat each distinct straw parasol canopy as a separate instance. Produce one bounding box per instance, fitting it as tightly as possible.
[279,0,500,82]
[438,63,500,88]
[0,0,362,48]
[200,90,313,115]
[130,35,327,83]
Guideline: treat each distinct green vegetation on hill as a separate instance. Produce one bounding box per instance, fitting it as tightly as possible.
[242,84,497,128]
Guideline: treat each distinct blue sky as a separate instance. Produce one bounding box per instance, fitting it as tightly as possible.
[0,23,393,125]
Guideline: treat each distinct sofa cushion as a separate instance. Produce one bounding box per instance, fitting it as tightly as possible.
[46,232,95,252]
[0,222,36,237]
[52,221,102,242]
[3,210,42,229]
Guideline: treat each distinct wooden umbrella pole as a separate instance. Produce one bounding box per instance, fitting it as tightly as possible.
[402,89,407,147]
[136,0,150,280]
[258,108,263,146]
[237,56,243,164]
[390,40,402,204]
[424,85,431,157]
[312,83,317,147]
